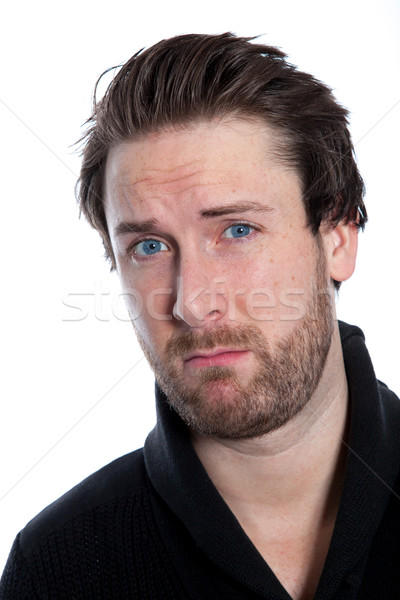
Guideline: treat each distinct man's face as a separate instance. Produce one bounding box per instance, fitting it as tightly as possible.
[105,118,334,439]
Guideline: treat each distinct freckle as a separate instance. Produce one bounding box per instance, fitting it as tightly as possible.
[292,276,295,281]
[269,258,274,263]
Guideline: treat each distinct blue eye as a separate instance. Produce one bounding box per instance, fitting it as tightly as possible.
[223,224,252,239]
[134,239,168,256]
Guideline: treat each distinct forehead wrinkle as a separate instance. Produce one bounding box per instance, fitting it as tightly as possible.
[137,158,201,177]
[134,171,210,198]
[119,182,146,207]
[125,168,219,191]
[118,176,228,208]
[117,157,204,186]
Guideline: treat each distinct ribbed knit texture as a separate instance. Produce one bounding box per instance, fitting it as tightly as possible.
[0,491,187,599]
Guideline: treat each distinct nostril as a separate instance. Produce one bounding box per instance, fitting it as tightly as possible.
[172,304,183,321]
[209,310,220,319]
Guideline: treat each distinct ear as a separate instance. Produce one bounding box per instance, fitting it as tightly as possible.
[321,220,358,283]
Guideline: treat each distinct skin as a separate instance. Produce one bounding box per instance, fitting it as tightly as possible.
[104,118,358,600]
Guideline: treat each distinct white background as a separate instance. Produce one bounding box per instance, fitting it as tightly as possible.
[0,0,399,575]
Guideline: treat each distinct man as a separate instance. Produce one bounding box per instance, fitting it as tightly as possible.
[1,33,399,600]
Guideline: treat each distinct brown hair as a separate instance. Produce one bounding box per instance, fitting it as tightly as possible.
[76,32,367,287]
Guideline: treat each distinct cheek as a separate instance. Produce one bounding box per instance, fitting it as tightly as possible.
[228,257,278,325]
[118,266,175,342]
[117,268,143,320]
[231,245,315,330]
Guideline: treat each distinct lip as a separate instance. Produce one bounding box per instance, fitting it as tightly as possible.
[183,348,250,368]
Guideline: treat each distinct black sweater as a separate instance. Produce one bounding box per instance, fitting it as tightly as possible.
[1,322,400,599]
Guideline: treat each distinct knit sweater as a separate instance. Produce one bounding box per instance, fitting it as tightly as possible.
[1,322,400,599]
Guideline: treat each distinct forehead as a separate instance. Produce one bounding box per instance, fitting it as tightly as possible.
[104,118,303,220]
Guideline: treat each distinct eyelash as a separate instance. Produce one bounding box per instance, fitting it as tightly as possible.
[221,222,258,241]
[126,221,259,259]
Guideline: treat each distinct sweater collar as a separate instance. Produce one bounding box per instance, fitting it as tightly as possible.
[144,321,400,599]
[315,321,400,597]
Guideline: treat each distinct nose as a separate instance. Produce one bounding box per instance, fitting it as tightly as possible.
[172,255,228,328]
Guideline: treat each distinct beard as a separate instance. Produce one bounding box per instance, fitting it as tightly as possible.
[135,241,334,440]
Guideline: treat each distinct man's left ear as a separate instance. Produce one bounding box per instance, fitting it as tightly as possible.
[322,220,358,283]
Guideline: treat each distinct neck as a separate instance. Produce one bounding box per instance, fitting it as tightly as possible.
[191,323,349,516]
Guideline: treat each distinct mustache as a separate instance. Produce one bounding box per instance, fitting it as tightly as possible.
[165,324,268,358]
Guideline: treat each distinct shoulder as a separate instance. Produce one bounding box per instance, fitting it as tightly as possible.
[20,448,146,556]
[339,319,400,406]
[376,378,400,435]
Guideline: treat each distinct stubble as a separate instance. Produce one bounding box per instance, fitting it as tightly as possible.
[136,242,334,439]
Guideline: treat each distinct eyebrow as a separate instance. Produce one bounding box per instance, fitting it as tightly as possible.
[114,219,159,237]
[113,201,275,237]
[200,201,275,218]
